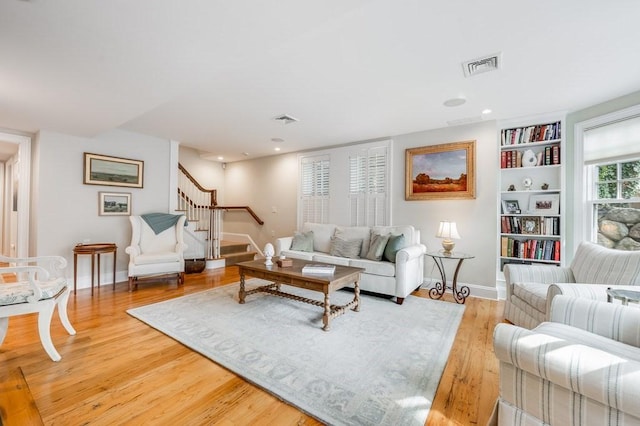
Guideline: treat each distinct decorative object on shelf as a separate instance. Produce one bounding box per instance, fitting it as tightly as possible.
[405,140,476,200]
[502,199,521,214]
[84,152,144,188]
[522,177,533,190]
[541,183,549,190]
[528,194,560,215]
[263,243,275,266]
[521,216,541,234]
[436,221,461,255]
[507,184,516,191]
[521,149,537,167]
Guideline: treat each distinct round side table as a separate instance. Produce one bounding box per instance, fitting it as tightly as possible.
[73,243,117,295]
[606,287,640,305]
[426,250,474,304]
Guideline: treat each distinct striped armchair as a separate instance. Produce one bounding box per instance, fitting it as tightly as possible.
[491,296,640,425]
[503,241,640,329]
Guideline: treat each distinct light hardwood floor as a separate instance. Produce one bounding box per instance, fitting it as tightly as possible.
[0,267,504,425]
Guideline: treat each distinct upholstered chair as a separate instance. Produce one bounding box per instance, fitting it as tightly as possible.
[503,241,640,329]
[0,255,76,361]
[125,214,187,291]
[491,295,640,425]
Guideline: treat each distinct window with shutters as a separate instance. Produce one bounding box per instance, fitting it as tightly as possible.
[349,145,389,226]
[299,155,330,225]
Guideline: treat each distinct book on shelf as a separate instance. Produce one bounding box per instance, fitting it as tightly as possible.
[302,264,336,274]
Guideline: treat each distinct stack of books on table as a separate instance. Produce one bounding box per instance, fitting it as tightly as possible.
[302,264,336,275]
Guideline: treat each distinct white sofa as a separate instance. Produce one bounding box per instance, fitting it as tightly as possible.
[491,295,640,425]
[275,223,426,304]
[503,241,640,329]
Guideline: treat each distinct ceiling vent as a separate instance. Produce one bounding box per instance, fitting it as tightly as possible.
[273,114,299,124]
[462,52,502,77]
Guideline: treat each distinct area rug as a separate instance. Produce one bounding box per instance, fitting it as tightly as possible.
[127,279,465,425]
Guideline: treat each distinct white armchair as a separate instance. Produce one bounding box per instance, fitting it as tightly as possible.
[492,295,640,425]
[125,214,187,291]
[503,241,640,329]
[0,255,76,361]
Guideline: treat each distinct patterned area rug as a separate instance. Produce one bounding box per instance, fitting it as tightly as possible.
[127,279,465,425]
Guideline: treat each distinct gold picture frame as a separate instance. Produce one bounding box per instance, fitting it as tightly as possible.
[405,140,476,200]
[84,153,144,188]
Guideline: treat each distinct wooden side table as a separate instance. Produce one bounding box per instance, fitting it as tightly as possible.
[73,243,117,295]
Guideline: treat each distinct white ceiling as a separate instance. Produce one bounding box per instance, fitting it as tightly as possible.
[1,0,639,162]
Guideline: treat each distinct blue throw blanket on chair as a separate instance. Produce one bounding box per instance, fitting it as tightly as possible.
[141,213,186,235]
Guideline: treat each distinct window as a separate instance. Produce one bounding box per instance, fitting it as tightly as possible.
[349,145,388,226]
[299,155,330,224]
[297,140,391,228]
[580,109,640,250]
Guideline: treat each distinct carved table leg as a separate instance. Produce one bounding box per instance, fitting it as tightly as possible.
[322,292,331,331]
[239,271,246,304]
[353,279,360,312]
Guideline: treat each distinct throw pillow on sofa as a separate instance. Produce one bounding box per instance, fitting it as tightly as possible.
[384,234,405,263]
[329,236,362,259]
[366,233,390,261]
[291,231,314,252]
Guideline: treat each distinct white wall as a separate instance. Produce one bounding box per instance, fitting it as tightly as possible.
[223,120,499,298]
[34,129,173,289]
[178,146,226,204]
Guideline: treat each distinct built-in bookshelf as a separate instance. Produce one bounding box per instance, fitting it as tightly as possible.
[497,114,566,278]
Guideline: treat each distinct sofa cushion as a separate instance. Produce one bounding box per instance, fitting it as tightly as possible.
[366,233,390,261]
[291,231,314,252]
[349,258,396,277]
[329,236,362,259]
[383,234,406,263]
[335,226,371,258]
[313,253,351,266]
[302,223,336,253]
[512,282,550,314]
[0,278,67,305]
[372,225,416,245]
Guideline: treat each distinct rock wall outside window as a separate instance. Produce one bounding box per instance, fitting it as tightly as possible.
[597,206,640,250]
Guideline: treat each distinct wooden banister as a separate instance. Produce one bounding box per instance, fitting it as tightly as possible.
[178,163,217,206]
[214,206,264,225]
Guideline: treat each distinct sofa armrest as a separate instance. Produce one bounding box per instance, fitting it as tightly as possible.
[503,264,574,298]
[394,244,427,297]
[275,237,293,255]
[493,322,640,418]
[549,295,640,346]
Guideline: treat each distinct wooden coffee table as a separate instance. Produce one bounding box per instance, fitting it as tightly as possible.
[237,259,364,331]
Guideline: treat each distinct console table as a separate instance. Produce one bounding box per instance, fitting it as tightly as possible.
[426,250,474,304]
[73,243,117,295]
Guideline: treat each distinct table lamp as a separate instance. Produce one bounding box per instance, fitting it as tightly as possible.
[436,221,460,255]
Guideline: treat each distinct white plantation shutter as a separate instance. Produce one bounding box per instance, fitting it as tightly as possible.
[300,155,330,224]
[349,145,389,226]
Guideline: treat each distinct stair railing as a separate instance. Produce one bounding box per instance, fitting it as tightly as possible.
[178,163,264,260]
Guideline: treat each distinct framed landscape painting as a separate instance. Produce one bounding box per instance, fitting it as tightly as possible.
[98,192,131,216]
[84,153,144,188]
[405,140,476,200]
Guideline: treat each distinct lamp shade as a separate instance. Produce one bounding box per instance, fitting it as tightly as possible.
[436,221,461,240]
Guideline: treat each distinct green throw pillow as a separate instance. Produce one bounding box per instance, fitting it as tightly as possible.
[383,234,405,263]
[329,237,363,259]
[366,233,390,261]
[291,230,314,252]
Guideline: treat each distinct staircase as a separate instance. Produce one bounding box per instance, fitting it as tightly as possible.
[177,163,264,268]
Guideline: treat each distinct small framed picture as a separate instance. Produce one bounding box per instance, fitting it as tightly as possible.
[521,216,541,234]
[528,194,560,215]
[99,192,131,216]
[502,199,521,214]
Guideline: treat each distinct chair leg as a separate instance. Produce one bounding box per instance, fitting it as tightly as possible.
[128,277,135,292]
[56,288,76,336]
[38,301,61,362]
[178,272,185,286]
[0,317,8,346]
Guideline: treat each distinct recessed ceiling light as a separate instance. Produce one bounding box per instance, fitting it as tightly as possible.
[217,156,224,161]
[443,97,466,107]
[274,147,281,152]
[482,108,492,115]
[243,152,250,156]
